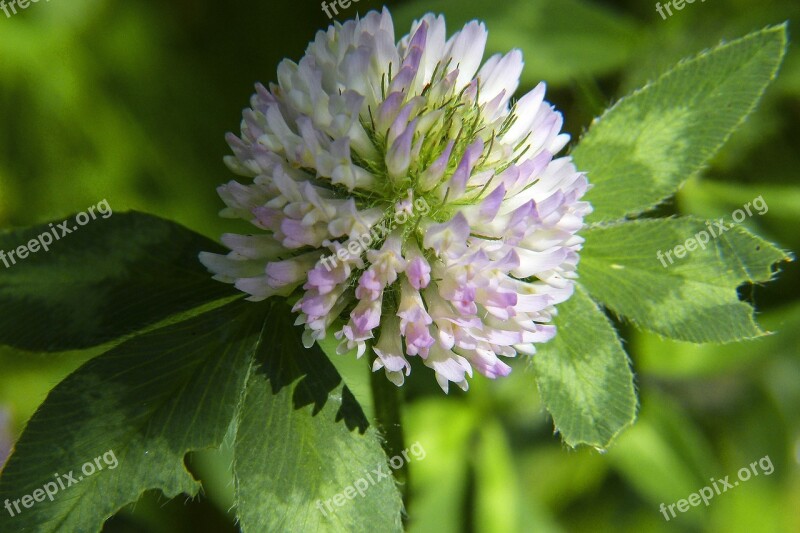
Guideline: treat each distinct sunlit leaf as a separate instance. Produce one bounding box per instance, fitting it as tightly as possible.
[533,284,636,448]
[233,302,403,533]
[579,218,790,342]
[574,25,787,222]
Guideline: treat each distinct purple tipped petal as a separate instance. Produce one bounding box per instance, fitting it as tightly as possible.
[203,9,590,391]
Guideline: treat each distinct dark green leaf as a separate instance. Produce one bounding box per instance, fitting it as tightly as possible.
[0,211,236,351]
[0,299,265,532]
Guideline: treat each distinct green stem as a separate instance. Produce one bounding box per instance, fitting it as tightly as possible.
[369,363,410,513]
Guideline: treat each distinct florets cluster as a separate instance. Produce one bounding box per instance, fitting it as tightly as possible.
[201,9,591,391]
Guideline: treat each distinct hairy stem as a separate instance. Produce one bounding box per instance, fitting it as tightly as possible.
[369,361,409,516]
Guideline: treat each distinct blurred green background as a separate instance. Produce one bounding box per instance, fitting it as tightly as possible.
[0,0,798,531]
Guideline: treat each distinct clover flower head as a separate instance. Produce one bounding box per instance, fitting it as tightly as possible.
[200,8,591,392]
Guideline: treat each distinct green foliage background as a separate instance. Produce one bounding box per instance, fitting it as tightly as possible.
[0,0,798,531]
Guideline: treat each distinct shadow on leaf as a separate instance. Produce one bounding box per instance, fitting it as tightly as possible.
[252,300,369,433]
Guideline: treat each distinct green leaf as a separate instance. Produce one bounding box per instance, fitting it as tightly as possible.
[574,24,788,222]
[677,177,800,254]
[0,211,237,352]
[233,301,403,533]
[579,218,790,343]
[318,333,375,421]
[533,284,636,449]
[0,299,265,532]
[634,301,800,378]
[391,0,641,86]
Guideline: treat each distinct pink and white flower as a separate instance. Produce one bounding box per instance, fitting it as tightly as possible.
[201,9,591,392]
